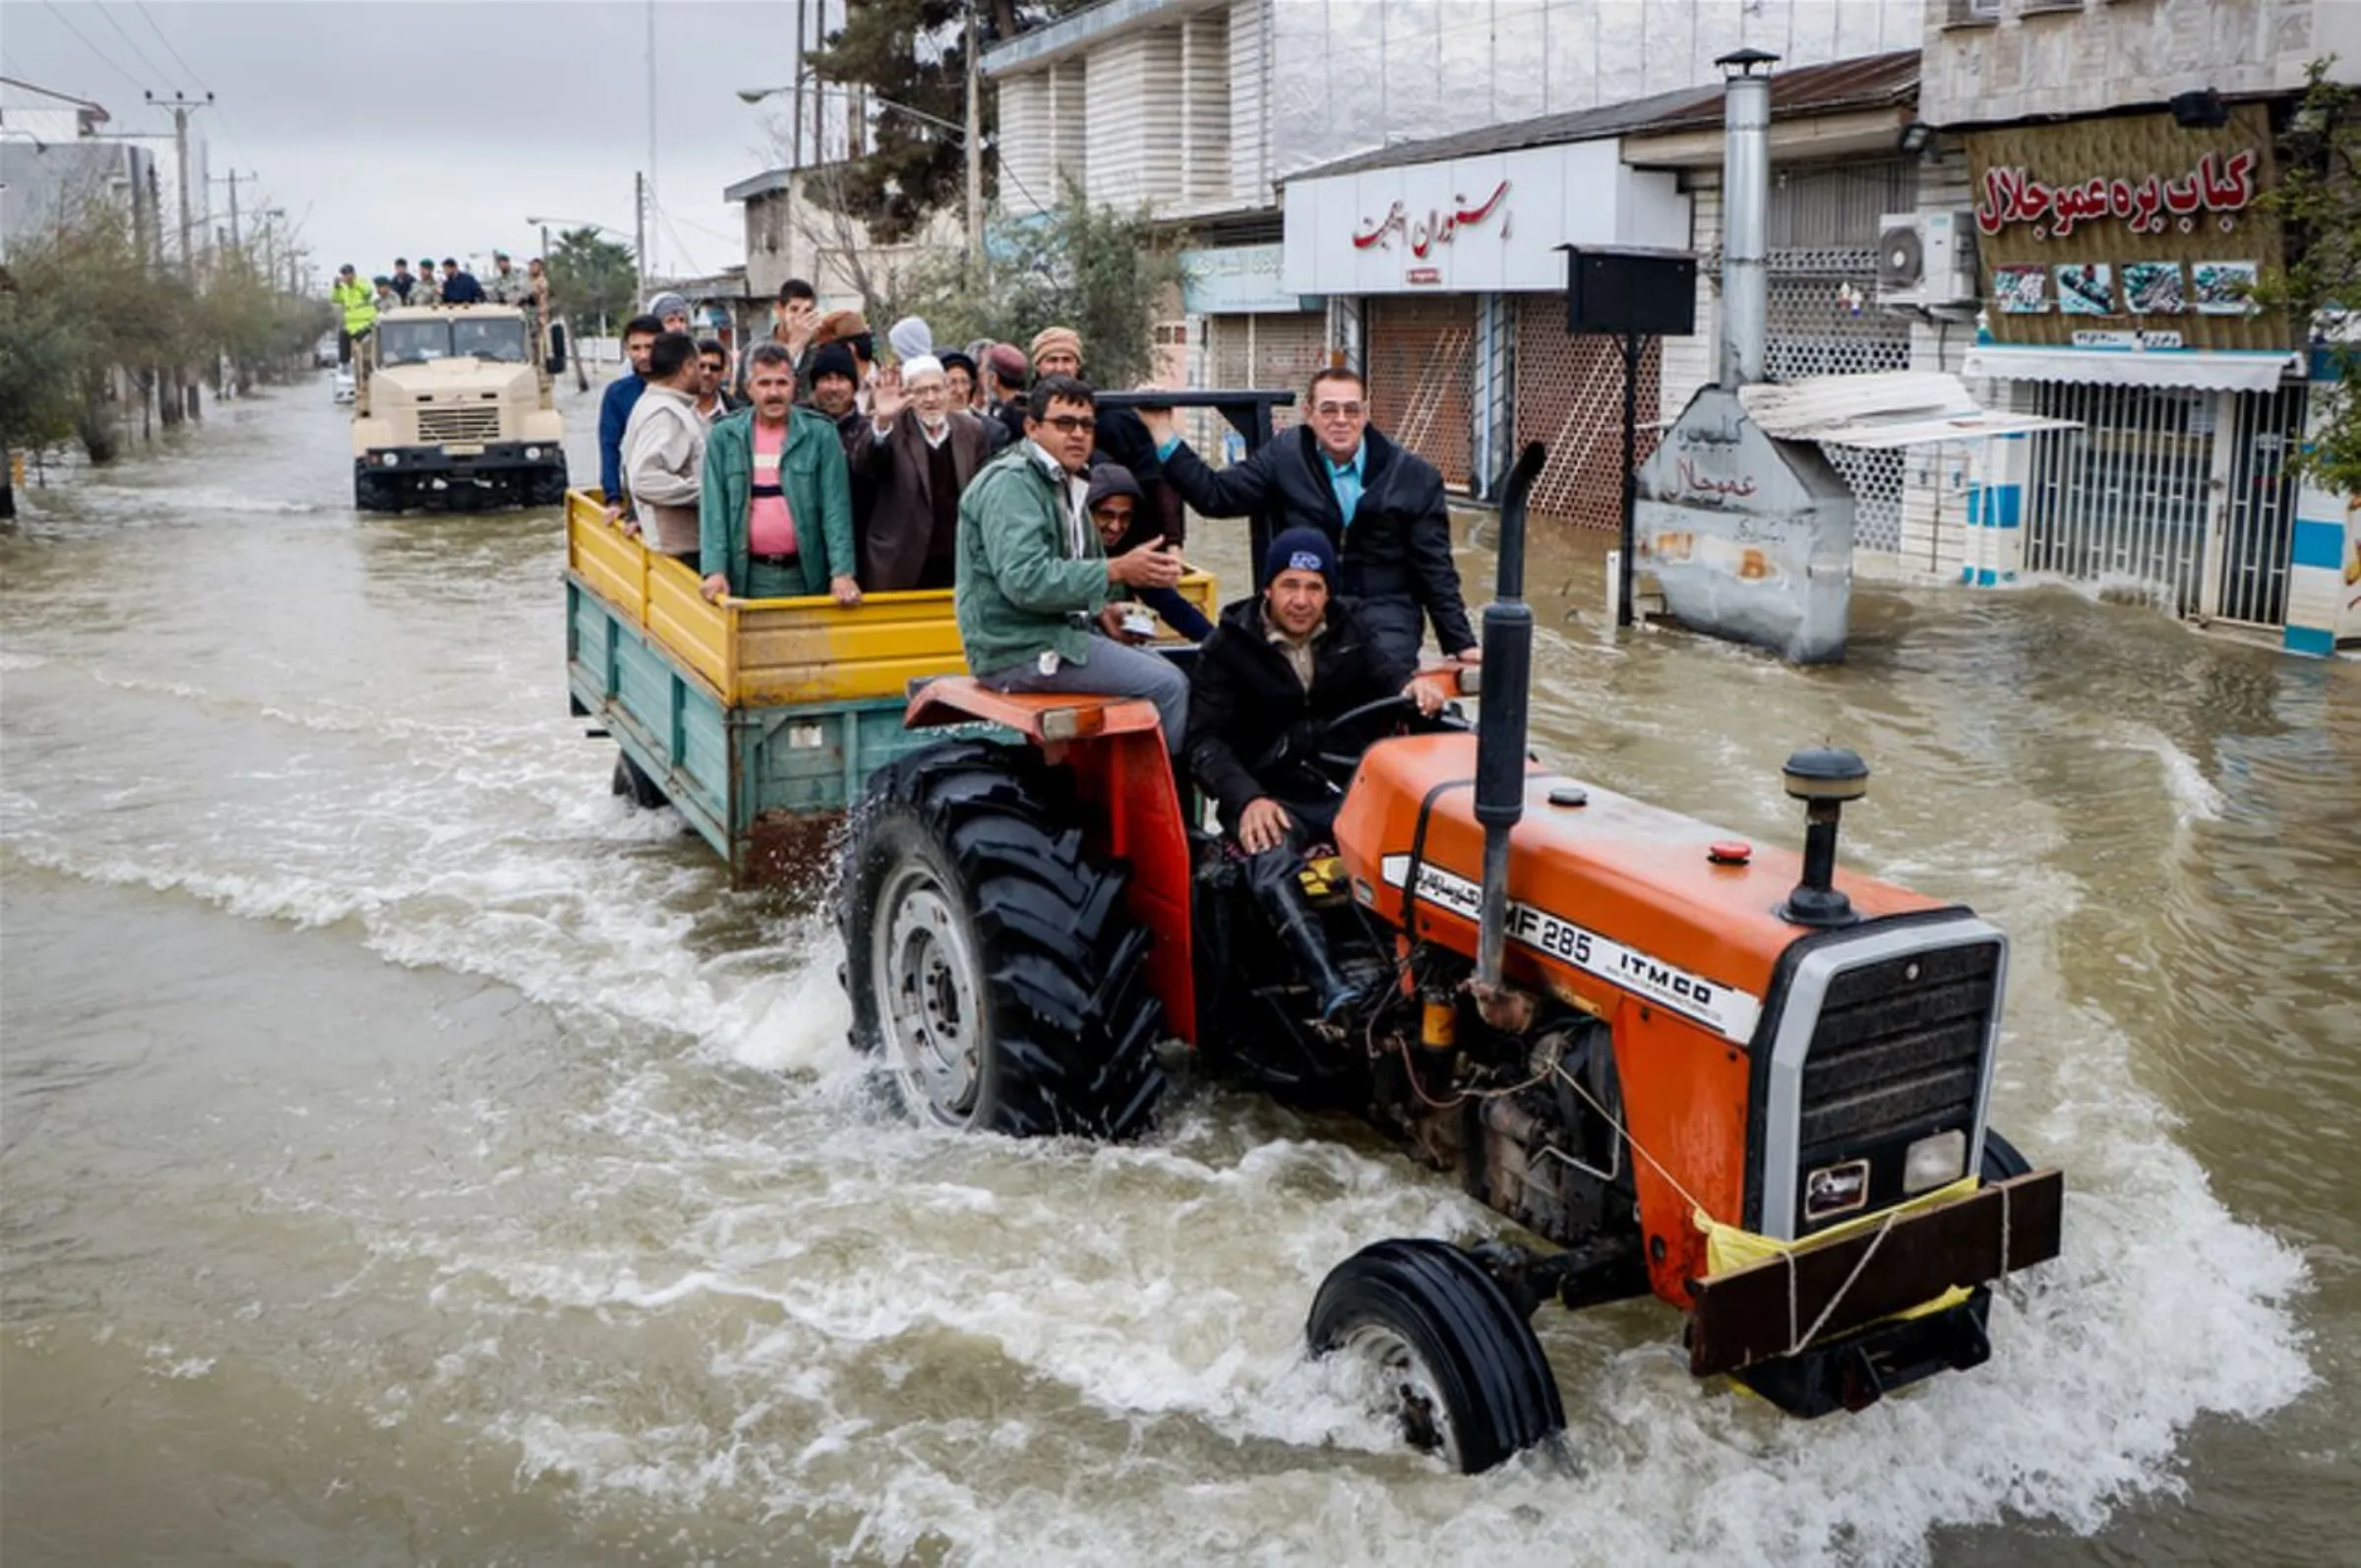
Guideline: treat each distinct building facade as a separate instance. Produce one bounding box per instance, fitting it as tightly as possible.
[1920,0,2361,653]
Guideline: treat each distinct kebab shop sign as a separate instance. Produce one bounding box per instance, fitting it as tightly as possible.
[1965,105,2288,352]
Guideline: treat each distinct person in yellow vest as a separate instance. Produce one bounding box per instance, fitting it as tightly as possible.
[332,265,376,366]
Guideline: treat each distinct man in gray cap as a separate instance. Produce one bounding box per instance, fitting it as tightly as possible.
[646,292,692,335]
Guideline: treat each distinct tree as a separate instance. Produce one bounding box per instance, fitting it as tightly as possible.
[2258,58,2361,495]
[890,177,1181,388]
[545,228,637,333]
[806,0,1088,243]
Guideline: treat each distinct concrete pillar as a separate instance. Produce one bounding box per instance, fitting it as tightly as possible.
[2284,348,2357,656]
[1962,431,2029,587]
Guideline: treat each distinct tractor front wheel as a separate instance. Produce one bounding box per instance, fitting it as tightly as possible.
[839,741,1165,1139]
[1306,1238,1566,1474]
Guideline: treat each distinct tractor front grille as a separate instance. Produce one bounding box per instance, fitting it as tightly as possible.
[1792,937,1998,1233]
[417,405,502,443]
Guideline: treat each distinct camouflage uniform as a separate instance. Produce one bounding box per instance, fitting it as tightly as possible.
[411,272,442,307]
[485,265,530,305]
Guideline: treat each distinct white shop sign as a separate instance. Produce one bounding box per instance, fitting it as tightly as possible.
[1282,141,1689,297]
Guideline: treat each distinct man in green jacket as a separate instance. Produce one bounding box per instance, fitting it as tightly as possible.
[331,265,375,366]
[699,341,861,604]
[954,375,1189,750]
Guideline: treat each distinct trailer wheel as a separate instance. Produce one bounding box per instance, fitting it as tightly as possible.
[1307,1238,1566,1474]
[838,740,1165,1139]
[611,751,669,810]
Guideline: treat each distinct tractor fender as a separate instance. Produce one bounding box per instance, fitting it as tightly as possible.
[902,677,1197,1045]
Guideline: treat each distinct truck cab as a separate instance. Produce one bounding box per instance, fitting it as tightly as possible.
[351,304,567,513]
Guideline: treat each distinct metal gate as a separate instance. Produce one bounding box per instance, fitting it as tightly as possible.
[2216,384,2309,627]
[1514,296,1660,530]
[2023,383,2214,615]
[1206,312,1328,430]
[1764,256,1912,552]
[1365,295,1477,490]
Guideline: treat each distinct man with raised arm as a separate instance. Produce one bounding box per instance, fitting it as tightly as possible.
[1137,367,1480,671]
[953,375,1192,753]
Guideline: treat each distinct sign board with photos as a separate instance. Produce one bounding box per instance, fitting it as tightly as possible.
[1965,103,2291,351]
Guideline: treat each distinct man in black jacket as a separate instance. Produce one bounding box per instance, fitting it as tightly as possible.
[1140,367,1479,671]
[1187,526,1444,1016]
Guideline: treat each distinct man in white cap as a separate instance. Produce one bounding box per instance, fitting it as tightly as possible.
[850,353,991,590]
[886,315,934,365]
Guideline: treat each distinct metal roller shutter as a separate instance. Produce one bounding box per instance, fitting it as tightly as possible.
[1365,296,1477,491]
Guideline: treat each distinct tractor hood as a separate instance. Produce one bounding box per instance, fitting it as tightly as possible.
[1333,732,1947,1045]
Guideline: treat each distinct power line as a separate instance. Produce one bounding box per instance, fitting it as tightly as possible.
[39,0,145,94]
[92,1,169,86]
[130,0,206,91]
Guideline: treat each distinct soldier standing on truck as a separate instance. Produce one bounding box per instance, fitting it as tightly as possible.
[332,266,375,366]
[485,252,530,306]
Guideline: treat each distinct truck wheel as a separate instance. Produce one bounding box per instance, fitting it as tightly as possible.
[839,740,1165,1139]
[1306,1238,1566,1475]
[611,751,668,810]
[354,473,392,513]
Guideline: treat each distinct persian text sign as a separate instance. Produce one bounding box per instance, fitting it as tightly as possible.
[1965,105,2289,353]
[1974,150,2259,240]
[1283,141,1687,296]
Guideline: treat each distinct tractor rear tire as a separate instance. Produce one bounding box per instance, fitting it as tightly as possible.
[1306,1238,1566,1475]
[611,751,669,810]
[838,739,1166,1139]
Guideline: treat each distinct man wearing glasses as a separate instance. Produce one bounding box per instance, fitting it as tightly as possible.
[1139,367,1479,671]
[953,376,1194,753]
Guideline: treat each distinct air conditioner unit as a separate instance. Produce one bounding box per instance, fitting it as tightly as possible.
[1877,211,1979,311]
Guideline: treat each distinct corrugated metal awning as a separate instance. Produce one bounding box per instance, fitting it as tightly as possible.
[1962,345,2302,393]
[1740,371,2079,449]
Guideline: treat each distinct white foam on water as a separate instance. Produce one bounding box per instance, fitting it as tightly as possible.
[2098,720,2229,823]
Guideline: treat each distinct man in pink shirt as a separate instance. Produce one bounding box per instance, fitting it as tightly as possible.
[699,342,860,603]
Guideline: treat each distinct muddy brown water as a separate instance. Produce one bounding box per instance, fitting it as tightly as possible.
[3,377,2355,1565]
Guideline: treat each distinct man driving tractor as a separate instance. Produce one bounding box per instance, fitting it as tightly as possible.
[1186,527,1445,1018]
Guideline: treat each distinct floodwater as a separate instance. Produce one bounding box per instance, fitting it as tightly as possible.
[2,375,2355,1567]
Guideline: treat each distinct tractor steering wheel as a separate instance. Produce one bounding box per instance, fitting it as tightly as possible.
[1309,693,1426,775]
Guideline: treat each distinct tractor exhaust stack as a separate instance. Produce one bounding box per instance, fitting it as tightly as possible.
[1474,443,1549,992]
[1777,746,1869,928]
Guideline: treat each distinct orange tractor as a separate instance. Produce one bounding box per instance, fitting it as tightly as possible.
[837,444,2063,1473]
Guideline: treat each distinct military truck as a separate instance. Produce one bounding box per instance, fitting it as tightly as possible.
[350,303,567,513]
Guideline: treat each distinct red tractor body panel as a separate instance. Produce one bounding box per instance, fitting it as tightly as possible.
[1331,733,1950,1305]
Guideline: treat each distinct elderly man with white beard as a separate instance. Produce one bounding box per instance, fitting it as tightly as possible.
[847,354,993,592]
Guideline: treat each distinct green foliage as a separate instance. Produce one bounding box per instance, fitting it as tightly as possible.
[2258,58,2361,495]
[806,0,1088,242]
[890,178,1182,389]
[0,191,332,461]
[545,227,637,332]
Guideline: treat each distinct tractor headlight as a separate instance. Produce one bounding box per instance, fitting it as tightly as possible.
[1904,1129,1968,1194]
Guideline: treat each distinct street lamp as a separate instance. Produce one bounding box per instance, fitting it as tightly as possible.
[740,71,983,269]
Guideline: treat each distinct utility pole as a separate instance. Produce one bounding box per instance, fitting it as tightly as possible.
[634,170,648,301]
[964,0,983,272]
[644,0,659,281]
[146,90,213,277]
[210,168,253,253]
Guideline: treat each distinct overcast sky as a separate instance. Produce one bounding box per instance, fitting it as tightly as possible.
[1,0,802,289]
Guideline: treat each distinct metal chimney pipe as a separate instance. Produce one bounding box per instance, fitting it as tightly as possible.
[1717,48,1779,390]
